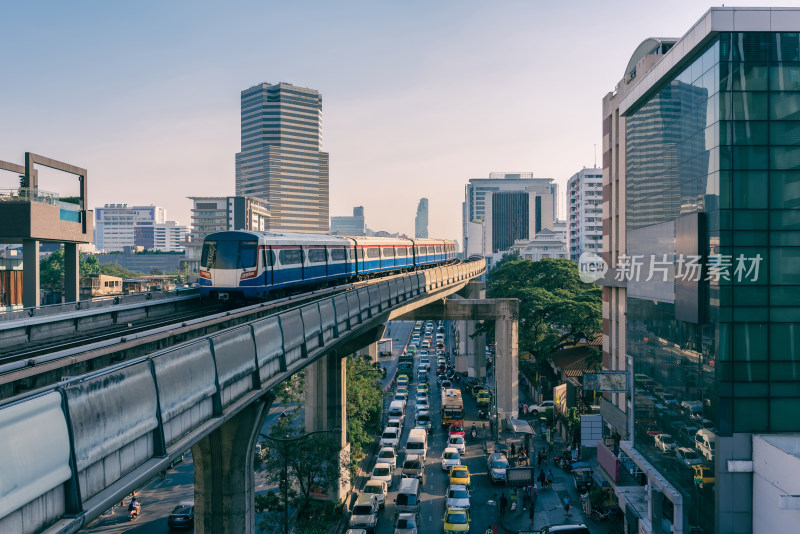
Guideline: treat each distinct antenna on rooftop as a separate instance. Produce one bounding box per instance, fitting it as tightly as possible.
[594,144,597,168]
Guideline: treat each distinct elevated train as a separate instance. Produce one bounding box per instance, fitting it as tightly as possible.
[198,231,457,300]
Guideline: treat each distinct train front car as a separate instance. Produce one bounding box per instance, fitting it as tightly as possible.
[199,231,265,300]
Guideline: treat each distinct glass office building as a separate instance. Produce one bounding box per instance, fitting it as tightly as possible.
[602,8,800,534]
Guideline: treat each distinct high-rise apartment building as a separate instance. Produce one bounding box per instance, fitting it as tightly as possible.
[330,206,366,236]
[94,204,166,252]
[184,196,270,272]
[235,82,329,234]
[600,9,800,534]
[567,168,603,261]
[415,198,429,238]
[462,173,557,257]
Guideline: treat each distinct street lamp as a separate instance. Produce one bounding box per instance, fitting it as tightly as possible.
[261,427,342,534]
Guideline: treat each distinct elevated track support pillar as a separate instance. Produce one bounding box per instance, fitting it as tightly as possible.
[192,395,272,534]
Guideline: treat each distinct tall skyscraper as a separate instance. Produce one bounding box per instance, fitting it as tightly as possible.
[600,8,800,533]
[235,82,329,234]
[415,198,429,238]
[567,168,603,260]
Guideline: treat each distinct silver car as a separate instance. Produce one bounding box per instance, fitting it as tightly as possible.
[487,452,509,483]
[446,484,471,509]
[393,512,418,534]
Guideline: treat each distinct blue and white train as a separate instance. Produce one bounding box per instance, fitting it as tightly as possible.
[198,231,457,300]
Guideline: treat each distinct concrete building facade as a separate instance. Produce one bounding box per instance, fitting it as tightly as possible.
[462,172,557,257]
[415,198,429,238]
[153,221,188,252]
[600,8,800,534]
[567,168,603,261]
[184,196,270,272]
[94,204,166,252]
[235,82,329,234]
[330,206,366,236]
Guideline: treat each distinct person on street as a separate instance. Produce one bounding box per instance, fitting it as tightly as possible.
[511,443,516,457]
[499,493,508,517]
[529,499,535,525]
[546,470,554,488]
[563,495,571,516]
[538,470,546,489]
[522,486,529,510]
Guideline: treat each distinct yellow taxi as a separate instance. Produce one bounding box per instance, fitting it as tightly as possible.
[397,375,409,386]
[476,390,491,407]
[416,383,429,394]
[442,506,470,532]
[396,386,409,398]
[449,466,471,488]
[692,464,714,489]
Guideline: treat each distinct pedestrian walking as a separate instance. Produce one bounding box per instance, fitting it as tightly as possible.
[522,487,530,510]
[529,500,535,525]
[499,493,508,518]
[511,443,516,457]
[522,403,528,416]
[563,495,571,516]
[537,451,543,467]
[537,470,546,488]
[546,470,554,488]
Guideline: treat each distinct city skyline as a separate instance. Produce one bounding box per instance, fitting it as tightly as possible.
[3,1,799,244]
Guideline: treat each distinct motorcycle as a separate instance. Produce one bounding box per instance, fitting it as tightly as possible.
[477,408,489,419]
[128,503,141,521]
[470,425,478,441]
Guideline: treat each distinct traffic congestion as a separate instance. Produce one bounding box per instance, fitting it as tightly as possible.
[346,320,519,534]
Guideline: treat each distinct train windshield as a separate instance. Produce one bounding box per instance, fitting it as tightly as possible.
[201,240,259,269]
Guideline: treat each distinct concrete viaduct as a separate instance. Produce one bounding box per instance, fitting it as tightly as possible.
[0,259,521,534]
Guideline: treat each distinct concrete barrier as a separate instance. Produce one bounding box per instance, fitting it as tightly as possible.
[300,303,323,353]
[251,317,284,383]
[152,341,216,448]
[279,309,305,366]
[318,299,336,343]
[210,326,258,409]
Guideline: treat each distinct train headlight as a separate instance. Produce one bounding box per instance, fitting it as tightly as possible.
[199,270,211,280]
[240,270,258,280]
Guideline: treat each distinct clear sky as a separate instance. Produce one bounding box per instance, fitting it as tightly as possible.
[2,1,797,246]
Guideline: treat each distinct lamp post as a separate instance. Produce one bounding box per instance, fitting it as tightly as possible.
[261,427,342,534]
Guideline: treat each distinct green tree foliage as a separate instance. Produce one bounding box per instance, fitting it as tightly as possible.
[97,262,145,279]
[346,355,384,459]
[40,249,101,291]
[487,258,601,358]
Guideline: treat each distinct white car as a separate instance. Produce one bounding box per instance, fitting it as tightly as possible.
[447,434,466,454]
[362,479,387,509]
[415,396,429,411]
[370,462,393,489]
[420,357,430,370]
[528,400,554,415]
[655,433,677,453]
[446,484,471,510]
[441,447,461,471]
[387,417,403,434]
[377,446,397,469]
[380,428,400,449]
[675,447,703,467]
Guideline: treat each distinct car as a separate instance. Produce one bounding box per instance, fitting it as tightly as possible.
[470,384,485,399]
[415,396,429,411]
[363,479,387,509]
[401,454,425,486]
[675,447,703,467]
[655,433,677,453]
[397,375,409,385]
[446,484,471,509]
[380,428,400,449]
[449,465,471,488]
[487,452,509,483]
[393,512,419,534]
[661,392,680,406]
[448,423,465,438]
[370,462,393,489]
[420,357,430,370]
[387,417,403,434]
[448,434,466,454]
[167,501,194,529]
[441,447,462,471]
[537,524,590,533]
[528,400,554,414]
[345,530,368,534]
[476,391,491,407]
[646,423,663,437]
[415,410,432,433]
[396,386,409,399]
[377,446,397,469]
[416,383,429,394]
[442,506,470,532]
[440,379,453,390]
[393,393,407,407]
[419,348,428,357]
[693,464,715,488]
[349,493,380,533]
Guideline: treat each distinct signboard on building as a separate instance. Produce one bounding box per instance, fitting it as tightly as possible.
[506,466,535,488]
[583,371,629,393]
[580,415,603,448]
[553,383,568,415]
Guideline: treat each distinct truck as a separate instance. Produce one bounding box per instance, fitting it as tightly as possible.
[378,337,393,357]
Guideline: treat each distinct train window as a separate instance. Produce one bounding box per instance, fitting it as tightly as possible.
[436,246,442,253]
[201,241,217,268]
[396,247,405,257]
[239,241,258,269]
[427,246,434,254]
[280,249,303,265]
[348,248,355,259]
[331,248,346,261]
[367,248,380,259]
[382,247,394,257]
[263,249,276,267]
[357,248,365,260]
[308,248,327,263]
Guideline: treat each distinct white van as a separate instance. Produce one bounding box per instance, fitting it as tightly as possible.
[405,428,428,460]
[387,400,405,422]
[695,429,716,461]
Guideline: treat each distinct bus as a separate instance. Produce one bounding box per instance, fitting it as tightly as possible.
[441,388,464,428]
